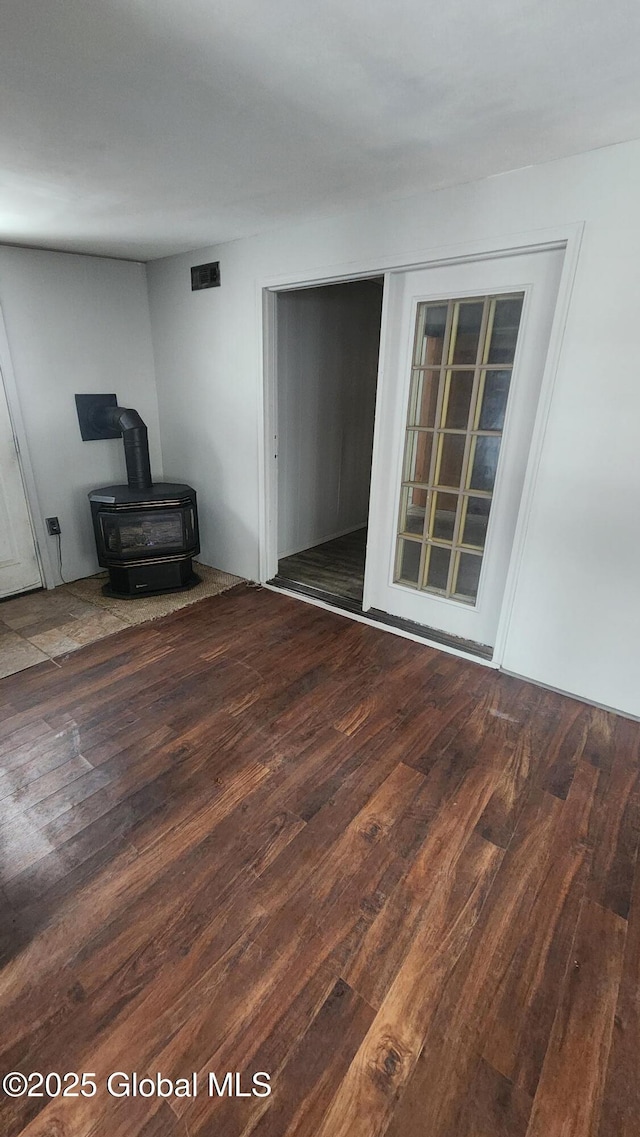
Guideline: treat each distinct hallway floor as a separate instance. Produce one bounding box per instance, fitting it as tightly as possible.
[277,527,367,603]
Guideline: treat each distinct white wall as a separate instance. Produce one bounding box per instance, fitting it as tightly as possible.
[0,246,161,584]
[277,280,382,558]
[146,139,640,717]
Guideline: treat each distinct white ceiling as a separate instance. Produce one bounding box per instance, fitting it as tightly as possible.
[2,0,640,261]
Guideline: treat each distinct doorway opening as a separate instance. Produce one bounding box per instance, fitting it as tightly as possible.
[264,240,570,663]
[271,277,384,609]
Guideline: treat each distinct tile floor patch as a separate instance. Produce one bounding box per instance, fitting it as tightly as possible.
[0,564,244,679]
[0,630,50,679]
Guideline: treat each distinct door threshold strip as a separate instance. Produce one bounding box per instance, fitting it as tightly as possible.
[268,574,493,660]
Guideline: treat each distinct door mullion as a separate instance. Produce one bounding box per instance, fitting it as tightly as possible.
[444,296,490,596]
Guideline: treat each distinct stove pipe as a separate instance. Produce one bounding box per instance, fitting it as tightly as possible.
[97,405,152,491]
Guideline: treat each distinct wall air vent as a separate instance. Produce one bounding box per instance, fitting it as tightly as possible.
[191,261,220,291]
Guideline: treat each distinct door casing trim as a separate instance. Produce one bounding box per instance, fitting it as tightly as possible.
[0,305,49,589]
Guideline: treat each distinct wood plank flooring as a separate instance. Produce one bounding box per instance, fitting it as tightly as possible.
[277,527,367,602]
[0,583,638,1137]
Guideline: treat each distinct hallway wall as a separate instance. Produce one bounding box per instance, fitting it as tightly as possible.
[276,279,382,558]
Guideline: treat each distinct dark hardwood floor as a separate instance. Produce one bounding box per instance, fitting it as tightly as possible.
[0,583,638,1137]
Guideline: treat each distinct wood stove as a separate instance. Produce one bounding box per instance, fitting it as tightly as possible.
[89,483,199,597]
[78,394,200,598]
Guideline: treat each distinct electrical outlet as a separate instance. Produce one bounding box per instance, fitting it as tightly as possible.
[46,517,61,536]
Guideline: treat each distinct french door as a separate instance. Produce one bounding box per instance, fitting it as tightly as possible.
[364,248,564,649]
[0,364,41,598]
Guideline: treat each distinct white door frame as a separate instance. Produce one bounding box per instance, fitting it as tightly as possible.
[0,305,50,590]
[259,223,584,667]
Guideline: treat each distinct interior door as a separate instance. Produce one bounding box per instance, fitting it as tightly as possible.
[364,248,564,649]
[0,365,41,598]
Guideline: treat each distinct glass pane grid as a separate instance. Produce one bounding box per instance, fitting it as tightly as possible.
[394,291,524,605]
